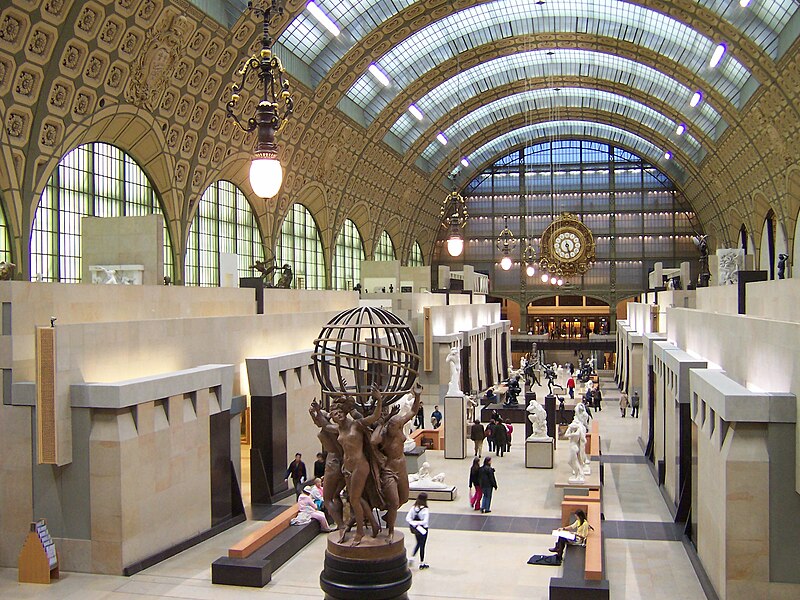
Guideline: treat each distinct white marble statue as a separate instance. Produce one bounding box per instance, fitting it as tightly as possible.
[520,356,528,371]
[93,266,118,285]
[466,394,478,423]
[526,399,551,440]
[408,461,449,489]
[445,346,462,397]
[574,402,590,431]
[396,391,418,453]
[717,248,744,285]
[565,421,585,483]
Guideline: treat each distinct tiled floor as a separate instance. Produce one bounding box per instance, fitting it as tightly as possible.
[0,374,707,599]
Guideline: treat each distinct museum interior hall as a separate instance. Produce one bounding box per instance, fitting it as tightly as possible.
[1,1,800,599]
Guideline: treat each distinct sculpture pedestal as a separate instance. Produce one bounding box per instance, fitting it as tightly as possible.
[404,446,426,473]
[443,394,466,459]
[525,438,554,468]
[320,531,411,600]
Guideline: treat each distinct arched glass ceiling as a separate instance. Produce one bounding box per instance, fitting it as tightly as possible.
[342,0,751,122]
[418,88,705,172]
[277,0,797,85]
[390,49,723,149]
[453,121,686,183]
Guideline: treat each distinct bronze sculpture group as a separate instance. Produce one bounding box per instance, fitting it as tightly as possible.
[309,382,422,546]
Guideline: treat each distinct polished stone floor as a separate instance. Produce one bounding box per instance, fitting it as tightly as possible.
[0,374,707,599]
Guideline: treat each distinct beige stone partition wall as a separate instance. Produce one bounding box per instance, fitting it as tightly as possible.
[666,306,800,599]
[0,283,359,573]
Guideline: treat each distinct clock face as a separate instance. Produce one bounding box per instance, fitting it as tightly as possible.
[553,230,583,261]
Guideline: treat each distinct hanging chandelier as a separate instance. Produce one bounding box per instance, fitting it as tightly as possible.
[439,188,469,257]
[226,0,294,199]
[496,216,517,271]
[523,240,536,277]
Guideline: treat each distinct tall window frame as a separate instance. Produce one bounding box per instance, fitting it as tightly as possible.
[333,219,365,290]
[30,142,174,282]
[375,230,396,261]
[408,241,424,266]
[0,193,10,264]
[185,180,265,286]
[275,203,326,289]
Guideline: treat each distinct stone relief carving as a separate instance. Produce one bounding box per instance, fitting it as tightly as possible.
[717,248,744,286]
[127,14,188,110]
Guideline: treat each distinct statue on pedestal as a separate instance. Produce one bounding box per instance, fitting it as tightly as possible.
[466,393,478,423]
[694,235,710,287]
[408,461,446,486]
[778,253,789,279]
[565,421,585,483]
[526,399,551,440]
[251,260,293,288]
[445,346,462,397]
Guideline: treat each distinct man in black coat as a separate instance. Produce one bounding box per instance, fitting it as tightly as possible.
[478,457,498,513]
[492,417,508,457]
[284,453,307,498]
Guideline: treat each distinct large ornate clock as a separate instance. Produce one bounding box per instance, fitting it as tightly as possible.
[538,212,596,277]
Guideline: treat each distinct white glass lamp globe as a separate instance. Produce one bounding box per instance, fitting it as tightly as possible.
[249,156,283,198]
[500,255,512,270]
[541,273,549,283]
[446,235,464,257]
[557,278,564,286]
[550,276,557,284]
[526,264,535,277]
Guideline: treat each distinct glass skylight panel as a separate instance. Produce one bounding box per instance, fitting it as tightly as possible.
[457,121,685,182]
[419,88,704,168]
[345,0,750,122]
[388,50,722,152]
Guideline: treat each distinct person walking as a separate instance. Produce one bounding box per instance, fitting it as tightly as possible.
[593,384,603,411]
[414,401,424,429]
[406,492,430,569]
[619,391,629,418]
[478,457,497,513]
[493,417,507,457]
[566,376,576,399]
[468,457,482,511]
[485,420,495,453]
[504,419,513,453]
[284,453,307,498]
[431,405,443,428]
[313,452,326,479]
[469,419,485,457]
[631,391,640,418]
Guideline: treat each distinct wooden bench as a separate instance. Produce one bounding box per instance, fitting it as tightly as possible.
[549,494,609,599]
[410,426,444,450]
[212,506,321,588]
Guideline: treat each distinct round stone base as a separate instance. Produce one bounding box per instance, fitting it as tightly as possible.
[320,530,411,600]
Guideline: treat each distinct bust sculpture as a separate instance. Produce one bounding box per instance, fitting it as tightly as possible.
[526,399,551,440]
[445,346,462,397]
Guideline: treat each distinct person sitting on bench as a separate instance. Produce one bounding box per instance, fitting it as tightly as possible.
[294,486,333,532]
[549,510,591,559]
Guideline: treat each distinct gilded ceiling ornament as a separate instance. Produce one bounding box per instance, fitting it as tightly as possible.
[28,30,49,55]
[0,15,21,42]
[15,71,35,96]
[127,14,188,109]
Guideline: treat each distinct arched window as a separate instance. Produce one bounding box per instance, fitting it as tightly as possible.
[275,203,326,289]
[760,210,776,279]
[739,224,748,252]
[333,219,365,290]
[185,181,264,286]
[408,241,424,266]
[31,143,174,282]
[0,193,10,264]
[375,230,396,261]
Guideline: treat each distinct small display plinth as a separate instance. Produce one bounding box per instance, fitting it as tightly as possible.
[320,531,411,600]
[409,484,458,501]
[404,446,426,473]
[525,438,554,468]
[480,402,527,423]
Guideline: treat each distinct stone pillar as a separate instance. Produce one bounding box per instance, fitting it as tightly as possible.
[443,395,466,459]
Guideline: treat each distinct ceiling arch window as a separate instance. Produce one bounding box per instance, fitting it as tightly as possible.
[0,195,10,265]
[343,0,752,122]
[375,230,396,261]
[185,181,264,287]
[435,139,700,294]
[389,49,724,152]
[275,203,326,289]
[333,219,365,290]
[418,88,705,171]
[277,0,796,86]
[760,210,777,280]
[30,142,174,283]
[454,121,686,184]
[408,241,424,267]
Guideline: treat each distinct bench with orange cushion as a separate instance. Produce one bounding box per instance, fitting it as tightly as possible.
[550,494,609,599]
[212,506,320,587]
[410,426,444,450]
